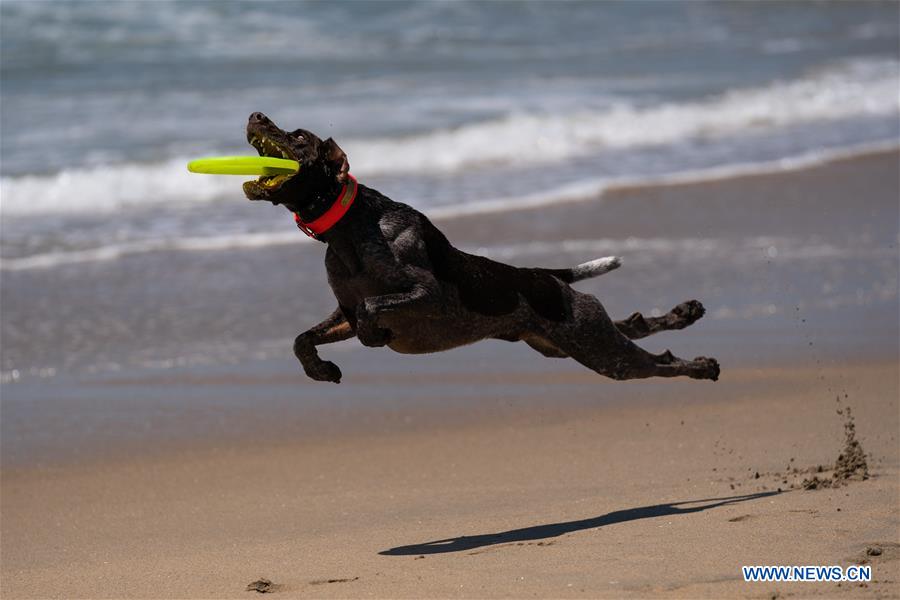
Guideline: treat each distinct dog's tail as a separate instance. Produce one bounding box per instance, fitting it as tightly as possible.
[543,256,622,283]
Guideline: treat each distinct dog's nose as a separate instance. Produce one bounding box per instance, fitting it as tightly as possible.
[249,112,269,124]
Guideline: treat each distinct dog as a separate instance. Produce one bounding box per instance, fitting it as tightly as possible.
[242,112,720,384]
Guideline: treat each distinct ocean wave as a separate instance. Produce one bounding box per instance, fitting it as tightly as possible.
[0,157,239,216]
[346,57,898,175]
[1,58,896,217]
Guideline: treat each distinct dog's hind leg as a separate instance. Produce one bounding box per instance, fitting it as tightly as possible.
[540,291,719,381]
[293,306,355,383]
[614,300,706,340]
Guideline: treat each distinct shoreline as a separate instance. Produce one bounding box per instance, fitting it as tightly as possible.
[435,146,900,243]
[428,142,900,222]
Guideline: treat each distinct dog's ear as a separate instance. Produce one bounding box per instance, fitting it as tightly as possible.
[321,137,349,184]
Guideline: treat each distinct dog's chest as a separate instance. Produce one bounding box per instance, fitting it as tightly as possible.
[323,243,388,306]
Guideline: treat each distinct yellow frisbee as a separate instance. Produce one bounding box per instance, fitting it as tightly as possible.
[187,156,299,176]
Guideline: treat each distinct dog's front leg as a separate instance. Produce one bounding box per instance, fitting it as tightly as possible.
[293,307,354,383]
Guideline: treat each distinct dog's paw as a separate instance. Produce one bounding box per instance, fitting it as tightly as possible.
[676,299,706,320]
[688,356,720,381]
[303,360,342,384]
[670,300,705,328]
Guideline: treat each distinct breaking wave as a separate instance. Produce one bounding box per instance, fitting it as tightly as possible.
[1,58,896,217]
[348,58,899,175]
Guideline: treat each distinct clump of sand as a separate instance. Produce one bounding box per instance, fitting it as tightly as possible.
[802,401,869,490]
[246,579,279,593]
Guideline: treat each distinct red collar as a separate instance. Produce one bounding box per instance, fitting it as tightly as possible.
[293,174,358,239]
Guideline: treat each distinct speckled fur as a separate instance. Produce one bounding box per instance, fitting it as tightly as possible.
[242,113,719,384]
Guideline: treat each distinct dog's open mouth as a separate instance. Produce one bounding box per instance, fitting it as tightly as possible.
[243,133,298,198]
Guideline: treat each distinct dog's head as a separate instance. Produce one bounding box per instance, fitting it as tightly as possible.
[242,112,349,214]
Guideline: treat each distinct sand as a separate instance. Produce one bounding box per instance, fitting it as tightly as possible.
[2,362,898,599]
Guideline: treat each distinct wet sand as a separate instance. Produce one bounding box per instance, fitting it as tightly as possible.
[2,150,898,598]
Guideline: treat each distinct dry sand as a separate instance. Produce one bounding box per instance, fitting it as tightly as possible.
[2,363,898,599]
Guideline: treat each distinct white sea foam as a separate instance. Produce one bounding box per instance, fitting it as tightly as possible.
[0,157,239,216]
[1,58,896,217]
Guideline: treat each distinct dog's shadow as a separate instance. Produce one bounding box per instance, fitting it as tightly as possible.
[379,491,780,555]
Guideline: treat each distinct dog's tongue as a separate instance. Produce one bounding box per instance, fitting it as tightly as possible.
[259,174,292,189]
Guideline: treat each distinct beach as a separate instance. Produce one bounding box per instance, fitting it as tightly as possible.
[2,3,899,595]
[2,150,898,598]
[2,366,897,598]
